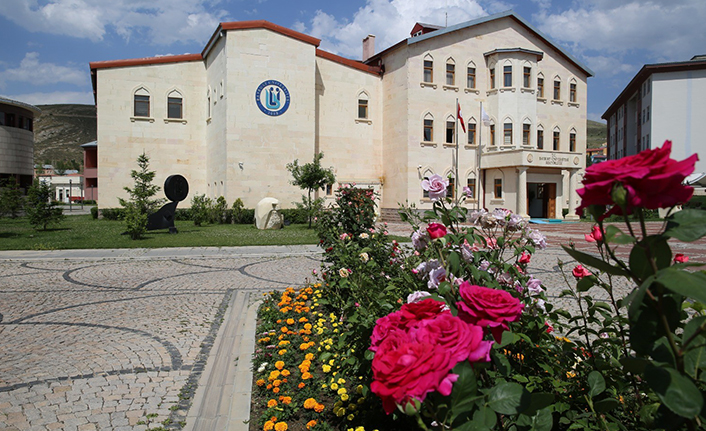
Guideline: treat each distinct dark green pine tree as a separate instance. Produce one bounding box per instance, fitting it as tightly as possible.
[119,152,164,239]
[25,179,64,230]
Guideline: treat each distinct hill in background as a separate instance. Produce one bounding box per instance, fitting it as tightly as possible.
[586,119,606,149]
[34,104,96,167]
[31,104,607,168]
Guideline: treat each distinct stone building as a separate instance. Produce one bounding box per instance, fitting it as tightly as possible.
[603,55,706,177]
[90,10,591,219]
[0,97,40,190]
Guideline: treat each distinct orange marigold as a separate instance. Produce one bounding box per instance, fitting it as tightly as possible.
[306,420,317,430]
[281,396,292,405]
[274,423,288,431]
[281,369,291,377]
[314,403,324,413]
[302,372,313,380]
[298,382,306,389]
[267,399,277,408]
[299,317,308,323]
[273,379,281,387]
[264,421,275,431]
[273,387,280,394]
[303,398,317,409]
[256,379,265,387]
[281,327,288,333]
[286,318,295,325]
[275,361,285,370]
[305,353,314,361]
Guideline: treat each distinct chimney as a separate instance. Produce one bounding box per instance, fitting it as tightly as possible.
[362,34,375,62]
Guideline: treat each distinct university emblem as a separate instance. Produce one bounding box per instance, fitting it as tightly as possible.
[255,80,290,116]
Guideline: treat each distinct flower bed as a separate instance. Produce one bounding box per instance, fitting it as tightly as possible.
[250,142,706,431]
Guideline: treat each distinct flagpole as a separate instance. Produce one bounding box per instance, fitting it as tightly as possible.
[477,101,483,210]
[455,97,460,203]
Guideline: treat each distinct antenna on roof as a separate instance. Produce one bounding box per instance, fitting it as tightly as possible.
[445,0,448,27]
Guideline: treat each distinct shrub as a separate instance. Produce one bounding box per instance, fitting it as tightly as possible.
[101,208,125,220]
[190,194,212,226]
[210,196,228,224]
[0,179,24,218]
[90,206,98,219]
[280,208,308,224]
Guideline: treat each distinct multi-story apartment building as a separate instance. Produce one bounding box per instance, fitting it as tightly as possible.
[90,11,592,219]
[603,55,706,176]
[0,97,40,190]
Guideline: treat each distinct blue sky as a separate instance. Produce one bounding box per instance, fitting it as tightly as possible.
[1,0,704,122]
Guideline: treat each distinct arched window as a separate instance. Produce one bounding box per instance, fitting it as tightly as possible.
[493,172,504,199]
[467,117,477,145]
[503,119,513,146]
[358,91,369,119]
[537,72,545,98]
[446,115,456,144]
[523,62,532,88]
[553,126,561,151]
[167,89,183,119]
[423,113,434,142]
[489,61,496,89]
[503,60,513,87]
[133,87,150,117]
[466,172,477,200]
[537,124,544,150]
[522,118,532,146]
[423,54,434,83]
[422,169,434,198]
[446,58,456,86]
[569,78,577,103]
[444,170,456,199]
[466,61,476,89]
[553,75,562,100]
[569,128,577,152]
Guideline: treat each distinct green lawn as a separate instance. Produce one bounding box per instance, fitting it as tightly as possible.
[0,215,321,250]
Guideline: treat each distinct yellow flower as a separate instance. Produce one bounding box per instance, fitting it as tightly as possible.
[305,353,314,361]
[337,378,346,384]
[330,383,339,390]
[264,421,275,431]
[566,370,577,378]
[341,393,349,401]
[322,365,331,373]
[356,385,363,394]
[275,422,288,431]
[275,361,285,370]
[337,388,347,395]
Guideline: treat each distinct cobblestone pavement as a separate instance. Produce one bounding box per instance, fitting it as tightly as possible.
[0,253,321,431]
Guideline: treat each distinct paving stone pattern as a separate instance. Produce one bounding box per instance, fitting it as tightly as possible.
[0,255,321,431]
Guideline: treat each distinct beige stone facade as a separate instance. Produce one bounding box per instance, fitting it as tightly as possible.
[91,11,591,219]
[0,97,40,190]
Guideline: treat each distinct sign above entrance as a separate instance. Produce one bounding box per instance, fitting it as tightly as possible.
[255,80,290,116]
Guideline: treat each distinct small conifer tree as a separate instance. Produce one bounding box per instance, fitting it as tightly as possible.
[25,179,64,230]
[0,179,24,218]
[286,152,335,228]
[119,152,163,239]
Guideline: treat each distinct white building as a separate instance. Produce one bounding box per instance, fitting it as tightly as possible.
[603,55,706,175]
[90,11,592,219]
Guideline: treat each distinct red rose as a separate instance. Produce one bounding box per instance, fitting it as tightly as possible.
[584,225,603,243]
[518,251,531,264]
[576,141,698,218]
[456,282,523,342]
[369,299,446,352]
[572,265,592,278]
[427,223,447,239]
[674,253,689,263]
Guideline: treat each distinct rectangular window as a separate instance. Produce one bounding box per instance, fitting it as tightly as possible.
[358,99,368,119]
[6,113,15,127]
[647,106,650,122]
[423,177,430,198]
[490,68,495,89]
[570,83,577,102]
[168,97,183,119]
[553,131,560,151]
[424,60,433,83]
[0,111,5,126]
[494,179,502,199]
[446,63,455,86]
[523,67,531,88]
[466,178,476,199]
[570,133,576,152]
[446,177,455,199]
[423,119,433,142]
[325,184,333,196]
[134,95,150,117]
[523,124,530,146]
[537,130,544,149]
[468,123,476,145]
[504,65,512,87]
[467,67,476,88]
[553,81,561,100]
[446,121,455,144]
[503,123,513,146]
[490,124,495,145]
[537,78,544,98]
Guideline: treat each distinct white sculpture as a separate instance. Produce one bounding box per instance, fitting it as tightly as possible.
[255,197,283,230]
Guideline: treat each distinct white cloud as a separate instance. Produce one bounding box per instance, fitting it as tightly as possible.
[534,0,706,62]
[0,0,229,46]
[0,91,95,105]
[296,0,490,59]
[0,53,87,88]
[582,55,636,77]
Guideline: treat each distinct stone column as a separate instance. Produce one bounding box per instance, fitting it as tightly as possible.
[517,167,529,218]
[565,168,580,220]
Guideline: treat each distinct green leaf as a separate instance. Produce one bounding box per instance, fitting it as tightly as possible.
[655,268,706,305]
[665,209,706,242]
[645,364,704,418]
[448,251,461,277]
[561,246,630,277]
[629,243,652,280]
[588,371,606,398]
[576,276,595,293]
[498,330,521,348]
[620,357,649,374]
[487,382,530,415]
[523,392,555,416]
[449,362,479,423]
[683,316,706,350]
[594,398,620,413]
[472,406,497,429]
[604,225,636,244]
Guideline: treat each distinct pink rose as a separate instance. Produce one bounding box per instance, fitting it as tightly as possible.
[674,253,689,263]
[576,141,698,218]
[421,174,449,201]
[584,225,603,243]
[456,282,524,342]
[572,265,592,278]
[427,223,447,239]
[518,251,531,264]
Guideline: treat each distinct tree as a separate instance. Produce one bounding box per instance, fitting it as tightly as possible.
[286,152,336,228]
[25,179,64,230]
[190,194,212,226]
[118,152,164,239]
[0,179,24,218]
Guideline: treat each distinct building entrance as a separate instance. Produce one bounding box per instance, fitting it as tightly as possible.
[527,183,556,218]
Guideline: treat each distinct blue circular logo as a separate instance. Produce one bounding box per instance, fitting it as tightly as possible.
[255,80,290,116]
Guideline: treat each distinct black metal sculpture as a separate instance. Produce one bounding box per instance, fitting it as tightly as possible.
[147,175,189,234]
